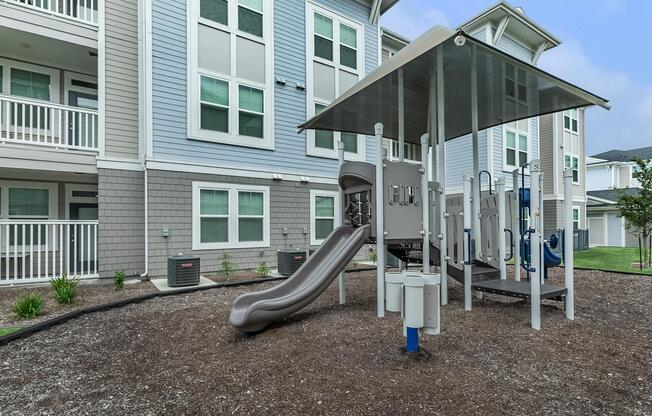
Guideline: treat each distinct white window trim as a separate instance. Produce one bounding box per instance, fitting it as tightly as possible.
[502,120,531,173]
[310,189,340,245]
[572,205,580,231]
[306,2,366,161]
[192,181,270,250]
[0,57,60,104]
[563,110,580,185]
[187,0,275,150]
[0,180,58,220]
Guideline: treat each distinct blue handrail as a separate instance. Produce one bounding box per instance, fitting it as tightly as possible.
[520,228,536,273]
[504,228,514,261]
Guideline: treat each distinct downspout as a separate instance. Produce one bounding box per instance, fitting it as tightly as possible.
[139,0,152,279]
[140,160,149,279]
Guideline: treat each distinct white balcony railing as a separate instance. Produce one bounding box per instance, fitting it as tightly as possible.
[0,94,98,152]
[7,0,99,25]
[0,220,99,284]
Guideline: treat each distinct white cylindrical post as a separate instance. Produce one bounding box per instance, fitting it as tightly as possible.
[337,140,346,305]
[421,134,430,272]
[563,168,575,320]
[470,44,481,260]
[496,177,506,280]
[436,45,448,306]
[463,174,473,311]
[375,123,385,317]
[539,171,545,284]
[512,169,521,282]
[398,68,405,162]
[530,160,541,330]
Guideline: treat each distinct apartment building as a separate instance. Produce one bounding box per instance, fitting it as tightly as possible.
[0,0,141,284]
[585,146,652,247]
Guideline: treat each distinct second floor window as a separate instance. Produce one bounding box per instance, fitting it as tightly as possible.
[190,0,272,149]
[563,109,580,183]
[504,119,529,170]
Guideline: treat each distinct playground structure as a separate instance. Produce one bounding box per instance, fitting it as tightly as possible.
[230,26,609,349]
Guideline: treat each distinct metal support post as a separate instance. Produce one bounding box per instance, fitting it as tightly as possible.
[398,68,405,162]
[496,177,506,280]
[512,169,521,282]
[471,44,481,260]
[563,168,575,320]
[337,140,346,305]
[436,45,448,306]
[421,134,430,272]
[375,123,385,317]
[463,174,472,311]
[530,160,541,330]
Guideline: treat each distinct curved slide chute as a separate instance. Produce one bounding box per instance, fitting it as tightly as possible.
[543,242,562,267]
[229,224,371,332]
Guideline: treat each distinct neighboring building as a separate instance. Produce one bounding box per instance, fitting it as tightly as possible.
[585,146,652,247]
[0,0,142,284]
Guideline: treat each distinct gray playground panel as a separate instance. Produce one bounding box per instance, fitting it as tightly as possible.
[383,160,423,240]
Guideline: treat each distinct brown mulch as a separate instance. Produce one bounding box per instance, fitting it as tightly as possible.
[0,268,650,415]
[0,279,156,327]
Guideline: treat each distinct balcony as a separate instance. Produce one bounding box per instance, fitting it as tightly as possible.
[5,0,98,25]
[0,94,98,152]
[0,220,98,284]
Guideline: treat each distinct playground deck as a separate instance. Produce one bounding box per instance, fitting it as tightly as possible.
[0,267,649,415]
[472,279,567,301]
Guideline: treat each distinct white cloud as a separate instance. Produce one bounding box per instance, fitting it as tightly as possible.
[538,40,652,154]
[380,0,450,40]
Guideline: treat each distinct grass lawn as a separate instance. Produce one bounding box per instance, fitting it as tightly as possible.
[574,246,652,275]
[0,326,22,337]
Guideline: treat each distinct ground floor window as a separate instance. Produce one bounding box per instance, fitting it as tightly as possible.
[192,182,269,249]
[572,206,580,231]
[310,190,339,245]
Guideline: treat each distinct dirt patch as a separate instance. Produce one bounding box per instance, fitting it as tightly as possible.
[0,279,156,327]
[0,268,650,415]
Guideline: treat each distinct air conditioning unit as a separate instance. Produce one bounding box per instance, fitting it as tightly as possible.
[277,250,307,276]
[167,255,200,287]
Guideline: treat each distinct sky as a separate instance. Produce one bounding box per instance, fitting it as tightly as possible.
[380,0,652,156]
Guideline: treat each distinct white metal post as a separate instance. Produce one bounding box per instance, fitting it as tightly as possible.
[436,45,448,305]
[338,140,346,305]
[463,175,472,311]
[375,123,385,317]
[563,168,575,320]
[496,177,506,280]
[398,68,405,162]
[530,159,541,330]
[470,45,481,261]
[539,171,545,284]
[421,134,430,272]
[512,169,521,282]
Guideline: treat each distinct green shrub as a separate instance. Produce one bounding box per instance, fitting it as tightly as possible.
[13,293,44,319]
[50,273,79,305]
[114,270,126,290]
[219,253,235,278]
[255,262,271,278]
[369,250,377,265]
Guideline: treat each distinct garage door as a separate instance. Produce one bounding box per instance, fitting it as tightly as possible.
[588,217,605,246]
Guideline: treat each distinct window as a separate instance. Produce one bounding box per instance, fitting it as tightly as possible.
[572,206,580,231]
[190,0,272,149]
[563,109,580,183]
[9,188,49,218]
[0,182,57,247]
[505,63,527,103]
[504,119,529,170]
[390,140,421,162]
[310,190,340,245]
[306,4,365,161]
[193,182,269,249]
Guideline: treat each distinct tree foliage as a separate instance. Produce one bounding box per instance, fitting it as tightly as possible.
[616,158,652,269]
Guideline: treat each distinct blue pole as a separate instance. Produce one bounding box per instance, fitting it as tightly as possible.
[406,327,419,352]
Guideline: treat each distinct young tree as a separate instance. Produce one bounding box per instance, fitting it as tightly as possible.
[616,158,652,269]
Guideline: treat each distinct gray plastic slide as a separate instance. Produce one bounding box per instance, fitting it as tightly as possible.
[229,224,371,332]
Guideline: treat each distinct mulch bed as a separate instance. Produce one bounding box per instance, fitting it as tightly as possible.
[0,279,157,327]
[0,268,650,415]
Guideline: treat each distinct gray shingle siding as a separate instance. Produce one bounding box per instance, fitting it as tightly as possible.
[97,168,145,278]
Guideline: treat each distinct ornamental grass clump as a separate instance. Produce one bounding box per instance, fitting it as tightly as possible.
[50,273,79,305]
[13,293,44,319]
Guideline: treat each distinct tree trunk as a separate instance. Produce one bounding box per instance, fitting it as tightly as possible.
[639,235,643,270]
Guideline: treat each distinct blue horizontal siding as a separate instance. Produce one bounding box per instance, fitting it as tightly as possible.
[151,0,378,178]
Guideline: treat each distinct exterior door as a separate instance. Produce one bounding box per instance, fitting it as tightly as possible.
[588,217,604,247]
[67,91,98,147]
[69,203,98,274]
